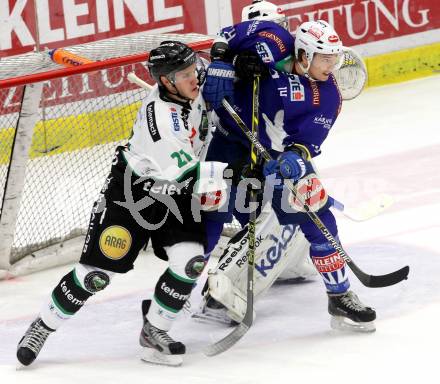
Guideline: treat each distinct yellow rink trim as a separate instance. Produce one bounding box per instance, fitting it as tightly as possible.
[0,101,140,165]
[365,42,440,87]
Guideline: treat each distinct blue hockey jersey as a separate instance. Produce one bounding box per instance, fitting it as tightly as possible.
[216,69,342,158]
[212,20,342,158]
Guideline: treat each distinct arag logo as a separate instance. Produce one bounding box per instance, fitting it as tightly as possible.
[99,225,132,260]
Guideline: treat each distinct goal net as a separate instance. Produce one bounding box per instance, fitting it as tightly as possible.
[0,33,216,278]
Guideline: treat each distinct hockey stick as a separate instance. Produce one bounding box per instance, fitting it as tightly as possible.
[220,98,409,289]
[204,75,261,357]
[126,72,392,222]
[330,194,394,222]
[127,72,154,90]
[125,71,407,287]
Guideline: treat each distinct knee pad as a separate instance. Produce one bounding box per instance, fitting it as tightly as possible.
[165,242,206,282]
[206,211,311,322]
[74,263,114,293]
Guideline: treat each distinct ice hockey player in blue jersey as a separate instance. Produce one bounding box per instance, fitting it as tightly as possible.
[202,10,377,332]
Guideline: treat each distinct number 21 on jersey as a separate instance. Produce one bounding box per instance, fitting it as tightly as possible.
[171,149,193,168]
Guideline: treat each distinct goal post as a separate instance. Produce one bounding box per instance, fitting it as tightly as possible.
[0,34,213,278]
[0,82,44,271]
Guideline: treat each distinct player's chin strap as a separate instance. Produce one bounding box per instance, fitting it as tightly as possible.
[296,60,315,81]
[219,98,410,289]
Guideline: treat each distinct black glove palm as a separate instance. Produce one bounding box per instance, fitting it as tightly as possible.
[233,51,268,81]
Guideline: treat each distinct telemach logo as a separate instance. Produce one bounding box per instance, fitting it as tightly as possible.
[146,102,161,142]
[160,282,190,302]
[60,281,86,306]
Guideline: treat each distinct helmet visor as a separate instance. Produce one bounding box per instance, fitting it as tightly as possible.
[171,63,198,84]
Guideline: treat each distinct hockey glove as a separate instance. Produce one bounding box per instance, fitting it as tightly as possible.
[241,163,264,195]
[210,40,234,62]
[263,151,307,182]
[202,61,235,110]
[233,51,268,81]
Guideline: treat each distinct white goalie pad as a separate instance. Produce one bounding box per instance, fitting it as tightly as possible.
[205,208,316,323]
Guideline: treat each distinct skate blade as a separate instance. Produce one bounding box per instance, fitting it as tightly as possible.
[191,309,234,325]
[16,363,27,370]
[140,347,183,367]
[330,316,376,333]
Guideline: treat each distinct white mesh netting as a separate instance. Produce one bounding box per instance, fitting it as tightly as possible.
[0,33,218,267]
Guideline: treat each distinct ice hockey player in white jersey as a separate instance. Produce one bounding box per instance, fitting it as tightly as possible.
[16,41,229,367]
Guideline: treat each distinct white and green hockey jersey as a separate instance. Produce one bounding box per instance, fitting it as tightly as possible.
[123,85,227,194]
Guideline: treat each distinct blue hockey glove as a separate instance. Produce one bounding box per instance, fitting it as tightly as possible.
[262,159,279,178]
[278,151,307,181]
[263,151,307,182]
[202,61,235,109]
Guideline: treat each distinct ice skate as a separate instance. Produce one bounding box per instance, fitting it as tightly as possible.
[139,300,185,367]
[328,291,376,333]
[17,317,54,366]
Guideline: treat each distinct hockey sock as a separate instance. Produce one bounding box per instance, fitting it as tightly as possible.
[40,265,112,330]
[310,240,350,294]
[147,268,196,331]
[205,218,224,254]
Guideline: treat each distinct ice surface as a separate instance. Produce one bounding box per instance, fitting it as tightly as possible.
[1,75,439,383]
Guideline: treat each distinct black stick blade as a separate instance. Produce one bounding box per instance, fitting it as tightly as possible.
[352,264,410,288]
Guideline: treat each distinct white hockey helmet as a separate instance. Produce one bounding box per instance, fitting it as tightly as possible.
[294,20,343,72]
[241,1,288,29]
